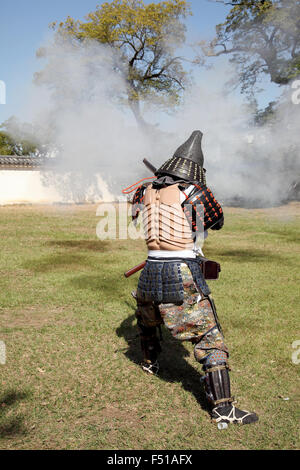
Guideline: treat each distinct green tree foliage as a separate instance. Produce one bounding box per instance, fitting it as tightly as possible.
[46,0,191,127]
[0,130,15,155]
[201,0,300,96]
[0,118,39,155]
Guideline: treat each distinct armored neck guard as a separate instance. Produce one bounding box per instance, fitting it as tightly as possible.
[152,175,192,189]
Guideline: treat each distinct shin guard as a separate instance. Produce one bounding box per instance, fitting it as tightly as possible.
[204,363,259,425]
[204,363,233,407]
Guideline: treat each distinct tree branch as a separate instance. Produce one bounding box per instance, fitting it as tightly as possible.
[143,56,183,80]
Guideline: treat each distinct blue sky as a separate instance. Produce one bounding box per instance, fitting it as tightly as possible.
[0,0,281,124]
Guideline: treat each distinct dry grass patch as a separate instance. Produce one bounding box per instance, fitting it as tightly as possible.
[0,305,76,329]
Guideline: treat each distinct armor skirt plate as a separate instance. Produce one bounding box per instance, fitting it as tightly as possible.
[136,258,210,304]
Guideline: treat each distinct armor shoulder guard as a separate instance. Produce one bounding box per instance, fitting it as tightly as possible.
[182,184,224,231]
[132,184,148,221]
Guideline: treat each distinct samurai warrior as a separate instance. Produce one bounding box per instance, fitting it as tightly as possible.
[127,131,258,425]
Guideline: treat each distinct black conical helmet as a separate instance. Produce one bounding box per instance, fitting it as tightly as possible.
[155,130,206,183]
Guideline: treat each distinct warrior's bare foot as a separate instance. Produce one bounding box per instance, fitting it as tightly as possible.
[212,404,258,425]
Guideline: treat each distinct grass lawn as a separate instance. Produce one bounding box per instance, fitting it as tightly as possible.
[0,202,299,450]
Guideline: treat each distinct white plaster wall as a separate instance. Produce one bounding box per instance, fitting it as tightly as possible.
[0,171,113,205]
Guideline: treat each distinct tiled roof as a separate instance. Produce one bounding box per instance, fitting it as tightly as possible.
[0,155,45,170]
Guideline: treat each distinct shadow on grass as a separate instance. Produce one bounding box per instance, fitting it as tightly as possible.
[46,240,111,251]
[22,253,92,273]
[262,229,300,244]
[69,274,125,295]
[0,389,30,438]
[210,247,287,263]
[116,308,210,414]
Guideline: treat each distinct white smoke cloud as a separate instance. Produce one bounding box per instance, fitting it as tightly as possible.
[167,80,300,206]
[11,34,300,206]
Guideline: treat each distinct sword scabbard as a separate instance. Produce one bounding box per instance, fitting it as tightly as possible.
[124,261,146,278]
